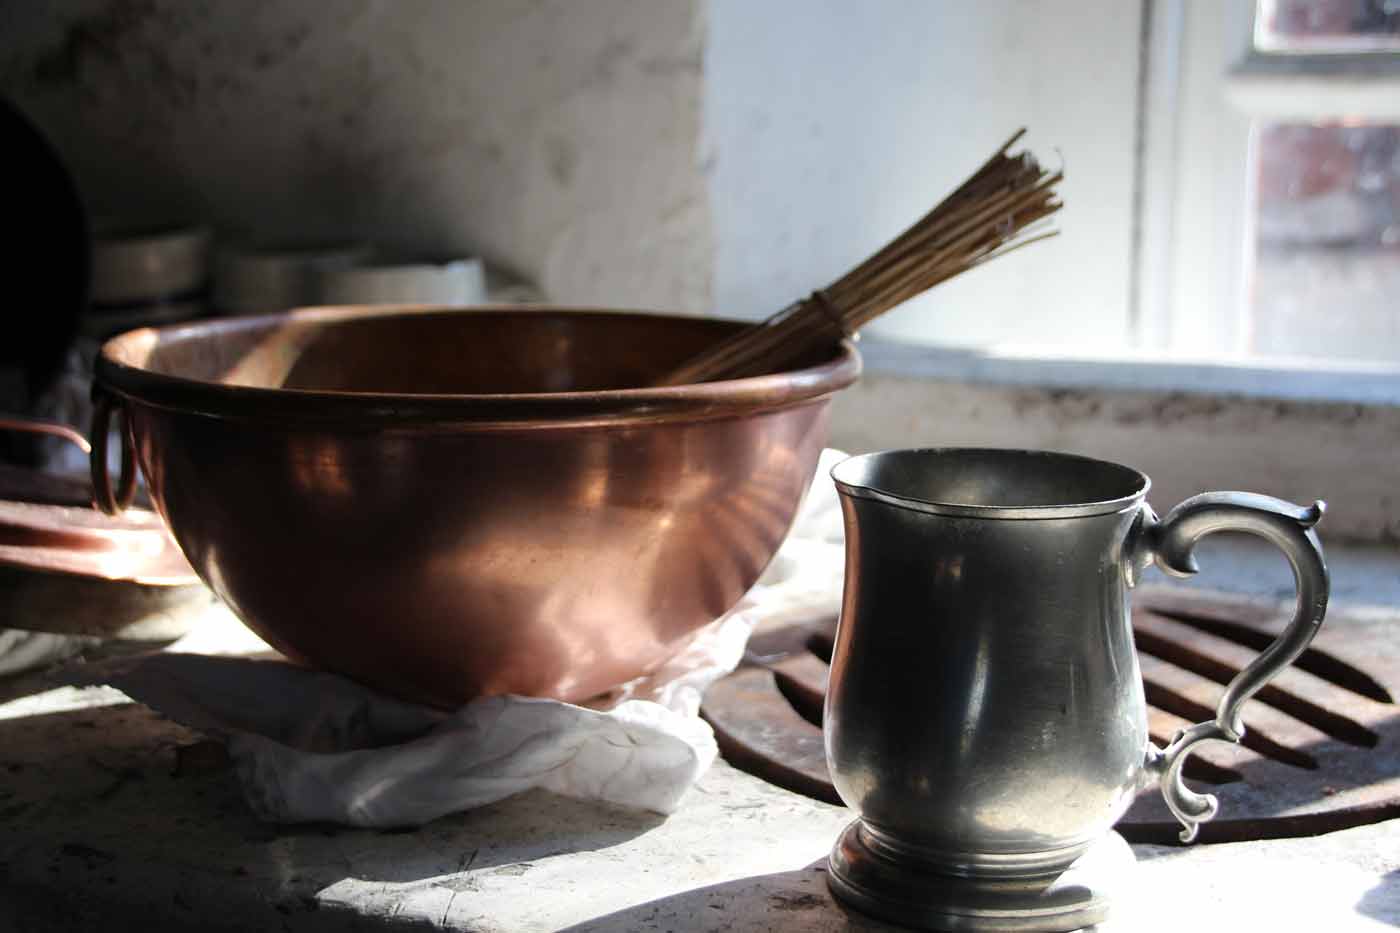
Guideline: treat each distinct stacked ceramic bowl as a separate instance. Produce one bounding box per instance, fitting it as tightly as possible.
[83,225,211,338]
[214,246,487,314]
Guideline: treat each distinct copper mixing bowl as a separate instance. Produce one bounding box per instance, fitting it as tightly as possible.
[93,306,860,707]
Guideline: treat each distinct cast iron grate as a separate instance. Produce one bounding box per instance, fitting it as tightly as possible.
[700,588,1400,845]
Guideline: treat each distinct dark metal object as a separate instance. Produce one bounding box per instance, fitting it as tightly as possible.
[92,306,860,707]
[0,99,90,404]
[815,448,1328,930]
[827,823,1136,933]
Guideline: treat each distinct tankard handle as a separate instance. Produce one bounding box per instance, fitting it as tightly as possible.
[1137,492,1329,843]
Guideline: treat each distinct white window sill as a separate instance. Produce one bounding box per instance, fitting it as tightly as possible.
[854,338,1400,406]
[829,340,1400,544]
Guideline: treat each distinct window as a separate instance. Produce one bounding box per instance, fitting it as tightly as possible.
[1252,122,1399,359]
[1248,1,1400,361]
[710,0,1400,369]
[1162,0,1400,363]
[708,1,1399,541]
[1254,0,1400,53]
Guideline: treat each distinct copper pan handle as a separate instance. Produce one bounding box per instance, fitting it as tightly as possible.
[0,415,93,457]
[89,388,138,516]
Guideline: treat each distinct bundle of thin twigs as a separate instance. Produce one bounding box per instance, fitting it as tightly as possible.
[655,129,1063,386]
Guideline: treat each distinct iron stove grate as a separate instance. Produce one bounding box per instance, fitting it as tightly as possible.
[700,588,1400,845]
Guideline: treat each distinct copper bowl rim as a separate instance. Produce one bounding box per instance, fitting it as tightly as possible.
[95,304,862,428]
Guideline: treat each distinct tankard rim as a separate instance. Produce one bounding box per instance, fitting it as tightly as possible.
[830,447,1151,520]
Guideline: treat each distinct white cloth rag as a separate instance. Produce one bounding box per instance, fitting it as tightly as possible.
[66,449,849,827]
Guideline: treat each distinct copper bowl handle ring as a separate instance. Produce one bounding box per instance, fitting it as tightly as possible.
[0,415,93,457]
[89,388,137,516]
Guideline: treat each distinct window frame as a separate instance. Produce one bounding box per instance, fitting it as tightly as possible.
[1149,0,1400,360]
[840,1,1400,544]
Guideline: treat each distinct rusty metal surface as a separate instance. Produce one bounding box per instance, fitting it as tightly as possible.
[0,499,196,585]
[0,416,197,586]
[93,306,860,708]
[0,417,206,641]
[701,588,1399,845]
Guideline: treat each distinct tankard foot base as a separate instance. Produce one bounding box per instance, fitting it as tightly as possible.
[827,821,1136,931]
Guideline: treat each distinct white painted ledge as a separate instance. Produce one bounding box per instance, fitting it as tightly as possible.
[830,340,1400,544]
[856,338,1400,406]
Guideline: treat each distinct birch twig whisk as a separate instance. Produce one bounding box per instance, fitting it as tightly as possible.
[655,129,1063,386]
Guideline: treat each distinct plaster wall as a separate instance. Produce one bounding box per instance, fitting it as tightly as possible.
[705,0,1141,348]
[830,374,1400,544]
[0,0,711,312]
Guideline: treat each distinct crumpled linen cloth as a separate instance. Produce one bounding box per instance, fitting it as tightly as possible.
[66,450,849,828]
[0,629,89,678]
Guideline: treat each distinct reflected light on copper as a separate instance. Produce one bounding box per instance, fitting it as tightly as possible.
[94,307,859,707]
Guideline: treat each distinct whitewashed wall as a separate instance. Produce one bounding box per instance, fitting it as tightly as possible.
[0,0,711,312]
[830,370,1400,543]
[705,0,1142,349]
[2,1,1394,545]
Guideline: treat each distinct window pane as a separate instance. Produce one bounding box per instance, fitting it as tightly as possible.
[1251,122,1400,360]
[1255,0,1400,52]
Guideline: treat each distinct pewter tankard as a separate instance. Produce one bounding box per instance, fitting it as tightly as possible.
[825,448,1328,931]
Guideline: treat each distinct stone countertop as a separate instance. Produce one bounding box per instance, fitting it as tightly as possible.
[9,672,853,933]
[3,564,1400,932]
[0,669,1396,931]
